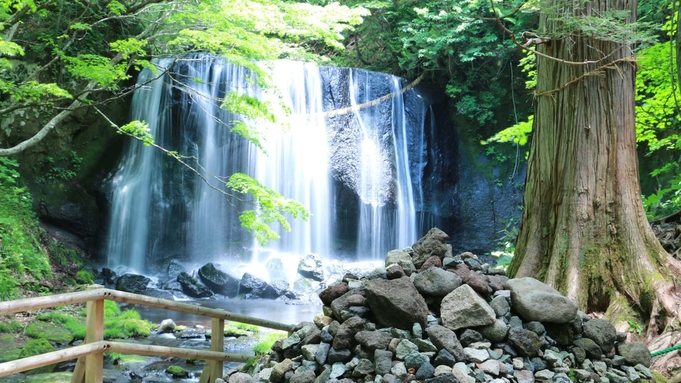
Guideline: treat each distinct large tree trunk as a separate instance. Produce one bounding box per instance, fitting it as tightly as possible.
[508,0,681,337]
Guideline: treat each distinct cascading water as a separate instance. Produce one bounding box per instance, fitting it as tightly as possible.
[106,56,430,279]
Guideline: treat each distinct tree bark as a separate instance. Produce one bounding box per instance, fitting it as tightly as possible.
[508,0,681,336]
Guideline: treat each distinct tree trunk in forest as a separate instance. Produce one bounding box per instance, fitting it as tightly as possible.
[508,0,681,337]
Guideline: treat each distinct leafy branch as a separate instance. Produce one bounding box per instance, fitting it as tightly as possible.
[95,107,310,246]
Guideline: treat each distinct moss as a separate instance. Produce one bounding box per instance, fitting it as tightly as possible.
[651,371,670,383]
[166,365,189,378]
[235,322,260,333]
[0,334,15,343]
[104,317,151,339]
[35,312,86,340]
[19,339,56,375]
[75,270,95,285]
[22,372,73,383]
[0,320,24,334]
[106,352,149,365]
[0,346,23,362]
[24,322,74,344]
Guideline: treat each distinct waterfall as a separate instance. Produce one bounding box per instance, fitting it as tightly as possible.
[106,57,429,275]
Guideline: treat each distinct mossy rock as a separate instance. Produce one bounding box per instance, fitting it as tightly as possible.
[115,354,150,364]
[0,346,23,363]
[24,321,73,344]
[166,365,189,378]
[104,318,151,339]
[21,371,73,383]
[19,339,56,375]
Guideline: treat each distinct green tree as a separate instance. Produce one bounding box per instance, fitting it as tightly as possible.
[507,0,681,337]
[0,0,366,243]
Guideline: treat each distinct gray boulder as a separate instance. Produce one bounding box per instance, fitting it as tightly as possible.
[385,249,416,276]
[412,227,450,268]
[425,325,466,361]
[365,276,429,329]
[355,330,392,352]
[332,316,365,350]
[239,273,268,296]
[617,342,651,367]
[413,267,462,297]
[198,263,240,296]
[506,327,541,357]
[319,282,349,306]
[477,319,508,343]
[504,277,577,323]
[374,349,393,375]
[177,272,213,298]
[298,253,324,281]
[583,319,617,353]
[573,337,602,359]
[116,273,150,294]
[158,319,176,333]
[440,284,496,330]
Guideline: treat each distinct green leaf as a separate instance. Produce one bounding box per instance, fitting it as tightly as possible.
[226,173,310,245]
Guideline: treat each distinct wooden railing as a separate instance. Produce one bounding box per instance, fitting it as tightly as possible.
[0,285,296,383]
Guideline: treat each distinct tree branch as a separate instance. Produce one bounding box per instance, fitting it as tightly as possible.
[321,71,426,118]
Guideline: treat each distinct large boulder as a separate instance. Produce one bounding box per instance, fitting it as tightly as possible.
[177,272,213,298]
[616,342,651,367]
[365,276,429,329]
[198,263,240,296]
[440,284,496,330]
[115,273,150,294]
[507,327,542,357]
[411,228,450,268]
[319,282,349,306]
[583,319,617,353]
[412,267,462,297]
[298,254,324,281]
[239,273,269,297]
[504,277,578,323]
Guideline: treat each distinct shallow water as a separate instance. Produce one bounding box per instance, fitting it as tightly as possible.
[129,298,323,329]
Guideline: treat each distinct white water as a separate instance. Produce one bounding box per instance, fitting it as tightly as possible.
[351,72,419,258]
[106,57,426,277]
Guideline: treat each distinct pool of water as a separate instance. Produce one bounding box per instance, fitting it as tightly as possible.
[128,298,323,329]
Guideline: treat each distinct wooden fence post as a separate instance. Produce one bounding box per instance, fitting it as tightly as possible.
[199,318,225,383]
[71,285,104,383]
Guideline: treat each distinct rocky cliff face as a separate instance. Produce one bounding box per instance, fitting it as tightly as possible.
[6,98,128,254]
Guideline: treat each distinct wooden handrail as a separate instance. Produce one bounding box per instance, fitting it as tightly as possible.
[0,288,296,332]
[0,285,296,383]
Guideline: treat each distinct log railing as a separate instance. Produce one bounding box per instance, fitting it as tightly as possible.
[0,285,296,383]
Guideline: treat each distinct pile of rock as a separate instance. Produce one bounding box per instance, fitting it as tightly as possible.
[235,228,652,383]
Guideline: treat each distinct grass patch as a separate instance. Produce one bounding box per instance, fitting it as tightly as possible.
[253,331,287,355]
[234,322,260,332]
